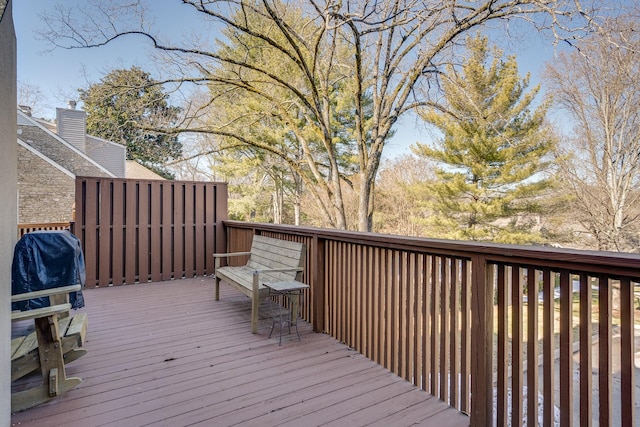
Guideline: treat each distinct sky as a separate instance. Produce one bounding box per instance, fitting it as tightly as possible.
[13,0,559,160]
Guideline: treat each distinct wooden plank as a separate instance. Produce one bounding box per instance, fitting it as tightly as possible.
[137,183,150,283]
[460,259,471,413]
[204,183,216,275]
[83,179,98,287]
[184,183,195,277]
[579,272,592,427]
[512,266,524,427]
[598,275,612,426]
[98,179,112,287]
[619,276,635,427]
[430,255,439,397]
[311,235,325,333]
[194,183,206,276]
[543,268,555,427]
[527,268,539,427]
[161,182,173,281]
[150,181,162,282]
[496,264,508,426]
[124,181,137,284]
[559,270,573,427]
[111,180,124,286]
[440,256,449,402]
[470,255,493,427]
[449,258,459,408]
[172,183,184,279]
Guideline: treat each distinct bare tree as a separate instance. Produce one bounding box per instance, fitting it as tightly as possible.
[546,16,640,252]
[40,0,601,231]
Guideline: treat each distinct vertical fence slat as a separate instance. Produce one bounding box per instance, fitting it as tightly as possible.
[149,181,162,283]
[161,182,172,281]
[411,253,419,388]
[431,255,440,397]
[440,257,450,402]
[173,183,184,279]
[312,235,325,333]
[497,264,508,427]
[461,259,470,414]
[138,182,150,283]
[470,255,493,427]
[111,181,124,286]
[598,275,612,426]
[620,276,635,427]
[527,268,539,427]
[579,272,592,427]
[543,268,555,427]
[450,258,459,408]
[124,181,137,284]
[559,270,573,427]
[184,184,194,277]
[98,179,111,287]
[194,184,205,277]
[512,266,524,427]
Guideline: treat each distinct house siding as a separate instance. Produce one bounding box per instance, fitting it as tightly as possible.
[17,143,75,223]
[86,135,126,177]
[56,107,87,152]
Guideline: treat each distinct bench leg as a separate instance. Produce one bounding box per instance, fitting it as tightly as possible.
[214,275,220,301]
[251,294,260,334]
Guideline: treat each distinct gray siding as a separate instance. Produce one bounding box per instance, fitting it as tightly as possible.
[56,107,87,152]
[86,135,126,177]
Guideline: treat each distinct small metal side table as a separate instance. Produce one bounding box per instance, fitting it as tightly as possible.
[263,280,310,346]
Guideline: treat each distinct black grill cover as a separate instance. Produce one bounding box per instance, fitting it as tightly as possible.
[12,230,85,311]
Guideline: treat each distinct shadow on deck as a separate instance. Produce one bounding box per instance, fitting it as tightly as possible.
[11,277,469,427]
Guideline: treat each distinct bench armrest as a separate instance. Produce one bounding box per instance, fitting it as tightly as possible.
[11,303,72,322]
[252,267,304,274]
[11,284,82,303]
[212,252,251,259]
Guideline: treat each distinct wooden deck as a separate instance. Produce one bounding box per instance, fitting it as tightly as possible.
[11,277,470,427]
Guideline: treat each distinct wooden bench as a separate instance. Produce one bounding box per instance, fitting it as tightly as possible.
[11,285,88,412]
[213,235,306,333]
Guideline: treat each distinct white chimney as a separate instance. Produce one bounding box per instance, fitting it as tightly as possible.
[68,100,77,110]
[57,106,87,153]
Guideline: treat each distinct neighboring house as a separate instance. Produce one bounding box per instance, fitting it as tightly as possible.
[17,104,164,224]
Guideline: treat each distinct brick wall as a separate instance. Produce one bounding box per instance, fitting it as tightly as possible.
[17,144,75,223]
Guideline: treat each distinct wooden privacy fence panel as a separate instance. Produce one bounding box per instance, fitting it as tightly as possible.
[224,221,640,427]
[75,177,227,287]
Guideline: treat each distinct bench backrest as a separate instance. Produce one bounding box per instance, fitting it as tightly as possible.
[247,235,305,281]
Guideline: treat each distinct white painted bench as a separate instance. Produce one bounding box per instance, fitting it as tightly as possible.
[213,235,306,333]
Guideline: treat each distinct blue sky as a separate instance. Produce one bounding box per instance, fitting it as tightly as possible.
[13,1,559,159]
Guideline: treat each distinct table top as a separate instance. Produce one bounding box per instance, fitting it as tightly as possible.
[263,280,310,292]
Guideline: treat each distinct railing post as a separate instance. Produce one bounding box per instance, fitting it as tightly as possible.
[311,234,325,333]
[470,254,493,427]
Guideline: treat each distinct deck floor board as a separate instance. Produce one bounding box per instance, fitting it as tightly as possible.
[11,277,469,427]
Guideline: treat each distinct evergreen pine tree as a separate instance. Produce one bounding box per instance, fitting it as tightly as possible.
[413,35,555,243]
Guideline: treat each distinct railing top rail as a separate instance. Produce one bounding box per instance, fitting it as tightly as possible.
[224,220,640,276]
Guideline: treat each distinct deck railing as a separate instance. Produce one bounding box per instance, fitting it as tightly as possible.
[223,221,640,427]
[17,222,73,239]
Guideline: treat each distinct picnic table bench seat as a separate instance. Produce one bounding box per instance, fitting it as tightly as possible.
[213,235,306,333]
[11,284,88,412]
